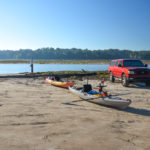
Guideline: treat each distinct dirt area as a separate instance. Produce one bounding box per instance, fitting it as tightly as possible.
[0,77,150,150]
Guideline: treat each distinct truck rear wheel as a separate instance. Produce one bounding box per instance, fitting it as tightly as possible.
[122,74,129,87]
[110,72,115,82]
[145,81,150,86]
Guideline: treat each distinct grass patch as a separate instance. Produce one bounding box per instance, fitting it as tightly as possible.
[0,59,150,64]
[40,70,109,80]
[40,71,96,75]
[95,71,109,79]
[0,60,110,64]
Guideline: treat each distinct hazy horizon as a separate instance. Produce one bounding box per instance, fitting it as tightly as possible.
[0,47,150,52]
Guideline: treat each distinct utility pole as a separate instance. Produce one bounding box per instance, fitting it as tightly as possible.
[30,57,34,73]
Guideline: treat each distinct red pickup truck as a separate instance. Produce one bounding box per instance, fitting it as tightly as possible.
[108,59,150,86]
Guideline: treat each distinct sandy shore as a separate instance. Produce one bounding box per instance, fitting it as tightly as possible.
[0,77,150,150]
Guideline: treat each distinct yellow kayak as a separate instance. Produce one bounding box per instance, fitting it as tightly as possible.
[46,78,74,88]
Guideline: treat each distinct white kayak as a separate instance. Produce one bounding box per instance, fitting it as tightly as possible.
[69,86,131,109]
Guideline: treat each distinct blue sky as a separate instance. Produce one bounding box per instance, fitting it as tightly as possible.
[0,0,150,50]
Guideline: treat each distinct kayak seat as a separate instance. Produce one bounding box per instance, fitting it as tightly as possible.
[76,87,83,90]
[55,76,60,81]
[83,84,92,92]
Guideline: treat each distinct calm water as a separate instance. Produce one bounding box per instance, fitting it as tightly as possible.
[0,64,109,74]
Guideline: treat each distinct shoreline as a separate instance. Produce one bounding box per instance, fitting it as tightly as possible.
[0,71,109,80]
[0,59,150,64]
[0,60,110,64]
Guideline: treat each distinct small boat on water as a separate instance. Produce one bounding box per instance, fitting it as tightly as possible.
[69,85,131,109]
[46,77,74,88]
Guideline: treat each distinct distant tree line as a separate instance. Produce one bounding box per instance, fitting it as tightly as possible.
[0,48,150,60]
